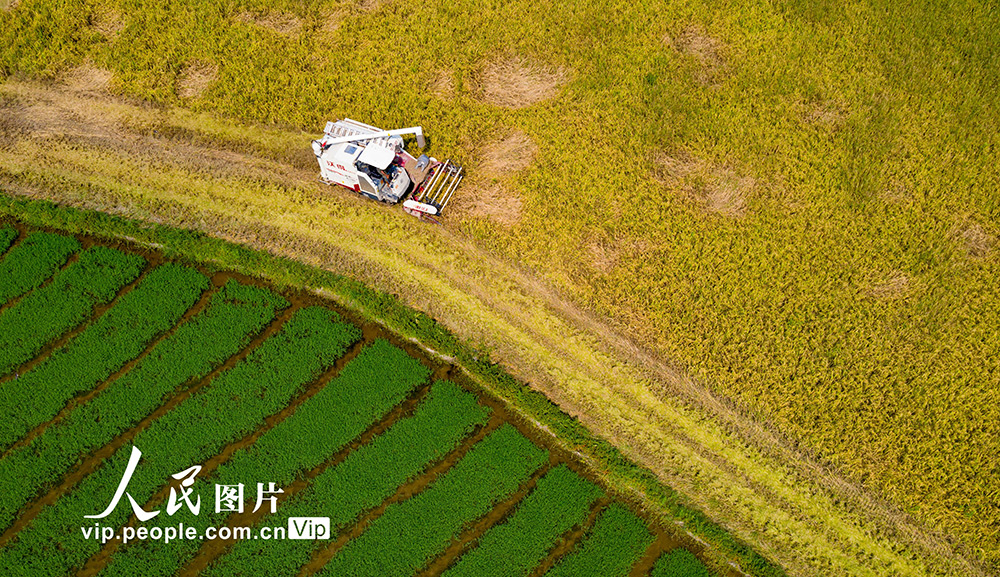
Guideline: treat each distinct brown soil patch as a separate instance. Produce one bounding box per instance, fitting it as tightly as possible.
[480,130,537,176]
[62,63,112,95]
[429,70,454,99]
[654,152,753,218]
[804,99,846,128]
[92,9,124,39]
[953,221,996,259]
[665,25,726,85]
[475,56,567,108]
[236,10,302,36]
[453,182,523,227]
[1,0,20,12]
[865,271,911,299]
[587,240,619,273]
[880,179,910,204]
[177,61,218,99]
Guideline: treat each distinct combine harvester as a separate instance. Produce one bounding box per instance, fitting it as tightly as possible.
[311,119,463,222]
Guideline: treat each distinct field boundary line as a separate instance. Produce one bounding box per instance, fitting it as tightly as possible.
[0,224,22,261]
[0,304,298,550]
[176,380,435,576]
[75,319,363,576]
[299,415,506,577]
[0,253,152,386]
[0,280,218,461]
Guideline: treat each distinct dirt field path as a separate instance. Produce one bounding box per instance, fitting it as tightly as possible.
[0,76,982,577]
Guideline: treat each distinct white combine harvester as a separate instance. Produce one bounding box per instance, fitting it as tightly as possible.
[311,119,463,220]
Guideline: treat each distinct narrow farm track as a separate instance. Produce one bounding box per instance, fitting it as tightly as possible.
[0,302,296,549]
[0,278,218,462]
[0,77,985,576]
[76,311,360,576]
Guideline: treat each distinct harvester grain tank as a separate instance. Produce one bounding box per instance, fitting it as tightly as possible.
[312,119,463,220]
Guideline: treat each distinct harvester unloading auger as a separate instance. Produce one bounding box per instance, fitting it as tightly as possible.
[312,119,463,221]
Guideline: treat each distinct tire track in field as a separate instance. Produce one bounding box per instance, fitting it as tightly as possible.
[299,415,506,577]
[416,459,557,577]
[526,497,612,577]
[177,380,435,576]
[75,321,367,577]
[0,279,218,461]
[0,303,297,549]
[0,250,154,385]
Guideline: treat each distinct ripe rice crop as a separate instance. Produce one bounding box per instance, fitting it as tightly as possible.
[0,263,208,451]
[0,231,79,305]
[545,503,654,577]
[0,245,145,375]
[0,279,287,533]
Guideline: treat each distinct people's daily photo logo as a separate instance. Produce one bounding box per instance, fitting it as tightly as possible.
[80,446,330,544]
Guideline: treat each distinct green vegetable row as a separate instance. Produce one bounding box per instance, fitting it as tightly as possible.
[545,503,654,577]
[0,280,287,533]
[444,464,603,577]
[318,424,547,577]
[0,306,359,577]
[0,245,145,375]
[0,230,80,306]
[99,339,432,577]
[0,226,14,255]
[652,548,713,577]
[207,379,490,577]
[0,262,207,451]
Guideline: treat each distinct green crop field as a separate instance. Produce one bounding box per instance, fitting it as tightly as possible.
[1,0,995,574]
[0,228,713,577]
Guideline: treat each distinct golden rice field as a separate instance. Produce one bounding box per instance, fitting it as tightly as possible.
[1,0,998,574]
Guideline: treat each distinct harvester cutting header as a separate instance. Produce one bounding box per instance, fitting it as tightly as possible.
[311,119,463,220]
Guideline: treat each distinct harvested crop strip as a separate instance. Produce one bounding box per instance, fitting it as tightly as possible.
[99,339,432,577]
[0,231,79,305]
[545,503,654,577]
[0,280,287,532]
[206,379,490,577]
[443,464,603,577]
[0,245,145,375]
[0,263,208,451]
[0,306,359,577]
[317,424,547,577]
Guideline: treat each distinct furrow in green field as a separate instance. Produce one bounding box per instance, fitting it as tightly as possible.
[0,306,359,577]
[0,280,287,533]
[0,227,14,255]
[317,424,547,577]
[652,548,713,577]
[0,231,80,306]
[99,339,432,577]
[0,245,145,375]
[0,263,208,451]
[443,464,603,577]
[205,380,490,577]
[545,503,654,577]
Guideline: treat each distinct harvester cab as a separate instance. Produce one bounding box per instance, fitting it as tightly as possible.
[312,119,463,221]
